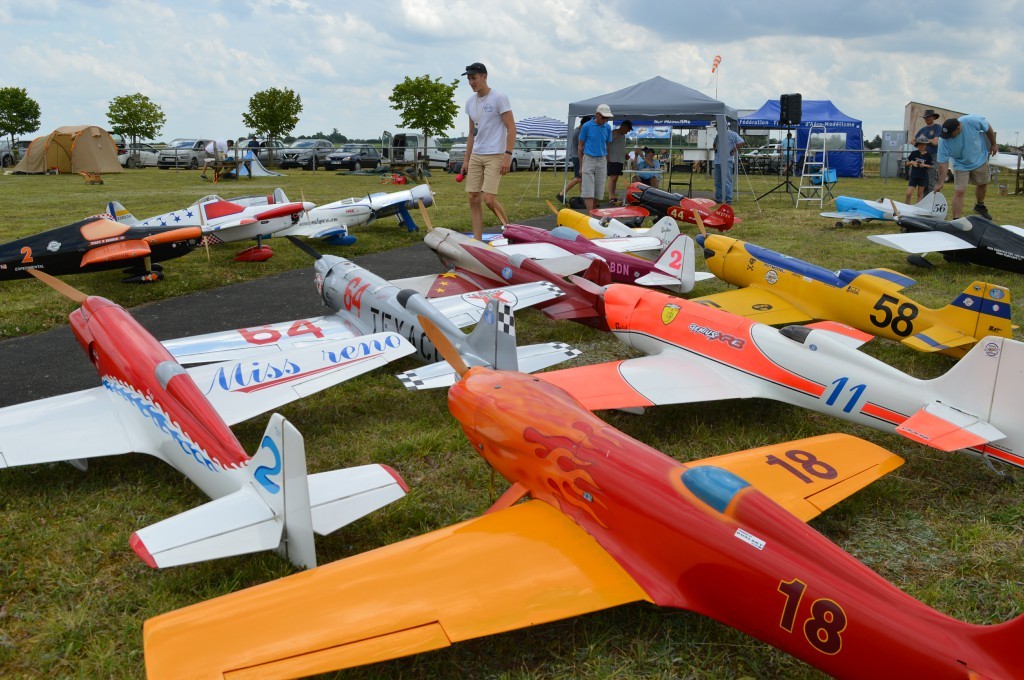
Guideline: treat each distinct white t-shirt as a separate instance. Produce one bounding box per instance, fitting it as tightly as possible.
[465,89,512,155]
[205,139,230,154]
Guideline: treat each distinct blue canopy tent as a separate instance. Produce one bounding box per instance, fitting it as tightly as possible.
[516,116,567,138]
[740,100,863,178]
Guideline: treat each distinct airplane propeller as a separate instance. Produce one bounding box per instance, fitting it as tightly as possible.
[416,199,435,232]
[416,314,469,378]
[692,209,714,260]
[545,200,559,215]
[285,235,323,261]
[27,268,88,304]
[888,199,902,219]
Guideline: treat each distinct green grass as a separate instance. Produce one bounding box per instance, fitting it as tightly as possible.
[1,165,1024,678]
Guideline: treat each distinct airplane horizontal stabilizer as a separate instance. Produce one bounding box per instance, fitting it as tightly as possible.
[143,501,650,679]
[186,331,414,426]
[902,326,978,354]
[635,270,714,290]
[427,281,565,328]
[307,464,408,536]
[588,236,665,253]
[164,315,358,364]
[896,402,1004,452]
[691,433,903,522]
[820,209,875,221]
[397,342,582,390]
[0,386,135,468]
[867,231,973,254]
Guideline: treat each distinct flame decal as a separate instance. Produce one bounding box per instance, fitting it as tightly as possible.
[524,422,613,527]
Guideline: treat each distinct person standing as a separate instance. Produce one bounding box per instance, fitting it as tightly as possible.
[915,109,943,192]
[934,115,997,220]
[605,120,633,205]
[904,136,933,203]
[462,62,515,239]
[712,122,745,205]
[557,115,590,203]
[578,104,614,211]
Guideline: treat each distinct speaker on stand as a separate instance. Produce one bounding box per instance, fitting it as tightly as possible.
[757,93,802,203]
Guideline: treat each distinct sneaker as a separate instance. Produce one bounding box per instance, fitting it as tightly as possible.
[973,203,993,220]
[556,193,565,204]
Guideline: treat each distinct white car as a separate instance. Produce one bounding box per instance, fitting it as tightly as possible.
[119,143,161,169]
[540,139,568,170]
[509,139,536,172]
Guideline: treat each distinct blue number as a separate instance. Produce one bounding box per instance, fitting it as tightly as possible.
[254,435,282,494]
[824,377,866,414]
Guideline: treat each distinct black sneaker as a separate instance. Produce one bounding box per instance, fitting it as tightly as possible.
[974,203,993,220]
[556,193,565,204]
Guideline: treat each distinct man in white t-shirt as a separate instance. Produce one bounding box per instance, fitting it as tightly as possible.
[462,62,516,239]
[200,139,233,180]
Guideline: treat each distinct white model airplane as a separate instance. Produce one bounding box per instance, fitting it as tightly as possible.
[820,192,948,227]
[105,193,315,260]
[0,270,415,569]
[162,237,580,390]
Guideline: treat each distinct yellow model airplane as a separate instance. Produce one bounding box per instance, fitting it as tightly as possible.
[694,233,1013,358]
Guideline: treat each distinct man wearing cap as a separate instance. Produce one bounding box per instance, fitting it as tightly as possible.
[462,62,515,239]
[915,109,943,192]
[934,115,997,220]
[712,121,745,205]
[578,104,614,210]
[904,136,933,203]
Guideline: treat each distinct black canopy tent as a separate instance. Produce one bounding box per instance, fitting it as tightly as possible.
[566,76,738,194]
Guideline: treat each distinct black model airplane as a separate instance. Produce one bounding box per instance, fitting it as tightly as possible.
[868,213,1024,274]
[0,214,201,283]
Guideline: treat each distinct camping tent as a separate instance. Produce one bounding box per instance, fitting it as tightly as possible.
[740,100,863,178]
[517,116,567,138]
[13,125,122,175]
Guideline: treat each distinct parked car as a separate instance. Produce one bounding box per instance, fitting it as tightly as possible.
[509,139,537,171]
[386,132,449,169]
[0,139,32,167]
[279,139,335,170]
[324,144,381,171]
[446,143,466,173]
[119,142,161,168]
[517,136,549,166]
[107,131,127,152]
[238,138,286,166]
[540,139,568,170]
[158,138,213,169]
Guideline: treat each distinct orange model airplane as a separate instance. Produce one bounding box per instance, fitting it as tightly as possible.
[143,300,1024,679]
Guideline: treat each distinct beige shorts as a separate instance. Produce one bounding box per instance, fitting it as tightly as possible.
[953,161,990,191]
[465,153,504,195]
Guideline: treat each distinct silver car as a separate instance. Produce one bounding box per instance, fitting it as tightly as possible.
[158,138,213,169]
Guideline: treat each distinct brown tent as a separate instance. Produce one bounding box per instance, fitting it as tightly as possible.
[13,125,122,174]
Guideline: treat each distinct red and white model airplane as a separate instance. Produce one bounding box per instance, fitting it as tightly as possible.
[143,300,1024,679]
[0,270,415,569]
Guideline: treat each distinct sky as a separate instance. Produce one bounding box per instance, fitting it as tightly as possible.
[3,0,1023,146]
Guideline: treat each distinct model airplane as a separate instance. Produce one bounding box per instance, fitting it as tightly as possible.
[106,194,314,263]
[496,223,712,293]
[820,192,947,227]
[0,269,415,568]
[590,182,739,231]
[555,206,671,242]
[0,213,201,283]
[540,282,1024,470]
[162,237,580,390]
[693,233,1013,358]
[869,213,1024,275]
[144,299,1024,679]
[278,184,434,241]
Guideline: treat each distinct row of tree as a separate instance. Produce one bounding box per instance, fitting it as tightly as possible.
[0,75,463,163]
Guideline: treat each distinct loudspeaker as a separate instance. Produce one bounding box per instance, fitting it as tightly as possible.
[780,93,802,126]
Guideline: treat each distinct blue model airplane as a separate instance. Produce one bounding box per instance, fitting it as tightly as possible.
[821,192,947,226]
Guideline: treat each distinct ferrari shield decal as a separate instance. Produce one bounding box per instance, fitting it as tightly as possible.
[662,303,680,325]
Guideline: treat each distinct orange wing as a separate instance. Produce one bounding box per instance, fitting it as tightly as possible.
[144,500,650,679]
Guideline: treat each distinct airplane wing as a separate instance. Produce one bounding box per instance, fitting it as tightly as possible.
[185,331,414,426]
[867,231,974,254]
[819,209,879,221]
[163,315,360,365]
[692,288,814,326]
[427,282,566,328]
[539,355,761,411]
[896,402,1005,451]
[588,236,665,253]
[902,325,982,355]
[397,342,582,390]
[143,500,651,679]
[690,433,904,522]
[0,387,136,467]
[494,242,576,259]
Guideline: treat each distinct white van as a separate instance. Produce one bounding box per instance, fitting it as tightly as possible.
[384,131,449,169]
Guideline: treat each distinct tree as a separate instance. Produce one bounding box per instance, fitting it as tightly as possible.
[864,134,882,150]
[242,87,302,165]
[0,87,41,159]
[106,93,166,164]
[388,75,459,163]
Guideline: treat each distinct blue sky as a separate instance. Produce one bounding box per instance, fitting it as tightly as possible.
[3,0,1022,145]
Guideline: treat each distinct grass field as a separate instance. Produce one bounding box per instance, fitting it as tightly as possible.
[1,163,1024,679]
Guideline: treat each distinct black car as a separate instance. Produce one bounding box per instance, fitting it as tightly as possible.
[279,139,335,169]
[324,144,381,171]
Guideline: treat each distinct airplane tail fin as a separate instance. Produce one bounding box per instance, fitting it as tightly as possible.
[634,234,697,293]
[106,201,138,226]
[647,216,680,246]
[904,281,1014,356]
[711,203,736,230]
[129,414,408,569]
[914,191,949,218]
[272,188,289,204]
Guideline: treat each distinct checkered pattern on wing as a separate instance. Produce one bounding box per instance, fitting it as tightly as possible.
[201,234,224,246]
[497,304,515,337]
[397,372,426,390]
[551,342,582,358]
[539,281,563,297]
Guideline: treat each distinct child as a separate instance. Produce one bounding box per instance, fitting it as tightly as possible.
[905,136,933,203]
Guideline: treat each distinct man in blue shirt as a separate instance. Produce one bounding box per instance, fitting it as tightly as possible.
[712,122,745,205]
[934,115,998,220]
[578,104,614,210]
